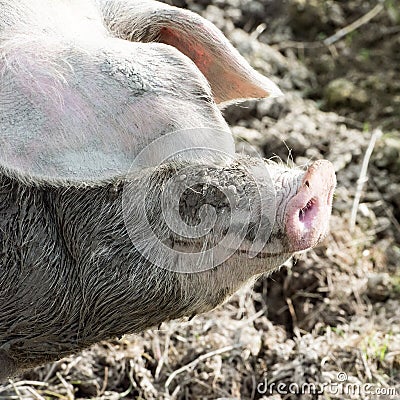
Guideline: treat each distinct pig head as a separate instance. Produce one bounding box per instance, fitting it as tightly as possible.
[0,0,336,380]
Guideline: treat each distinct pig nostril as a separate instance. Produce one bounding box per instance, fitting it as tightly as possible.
[298,198,315,222]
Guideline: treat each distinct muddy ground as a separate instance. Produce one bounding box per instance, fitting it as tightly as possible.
[2,0,400,399]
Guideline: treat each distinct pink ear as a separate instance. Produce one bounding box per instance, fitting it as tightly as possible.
[159,25,282,104]
[100,0,282,104]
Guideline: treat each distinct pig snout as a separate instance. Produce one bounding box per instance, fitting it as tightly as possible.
[285,160,336,252]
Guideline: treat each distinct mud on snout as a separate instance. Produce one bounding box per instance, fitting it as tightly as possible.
[122,154,336,274]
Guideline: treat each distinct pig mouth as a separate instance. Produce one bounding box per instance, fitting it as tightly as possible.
[285,160,336,252]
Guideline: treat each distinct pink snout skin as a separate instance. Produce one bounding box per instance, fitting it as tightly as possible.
[285,160,336,252]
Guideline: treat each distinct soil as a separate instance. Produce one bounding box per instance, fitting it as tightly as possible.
[2,1,400,399]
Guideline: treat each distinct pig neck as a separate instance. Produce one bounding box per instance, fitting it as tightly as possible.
[0,159,295,371]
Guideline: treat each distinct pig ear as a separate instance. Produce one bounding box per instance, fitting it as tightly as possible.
[0,36,234,185]
[98,0,282,104]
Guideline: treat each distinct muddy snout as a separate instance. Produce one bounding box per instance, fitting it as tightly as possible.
[285,160,336,252]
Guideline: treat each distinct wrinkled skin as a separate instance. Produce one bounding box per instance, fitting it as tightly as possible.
[0,0,336,380]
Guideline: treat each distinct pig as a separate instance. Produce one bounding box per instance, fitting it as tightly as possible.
[0,0,336,380]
